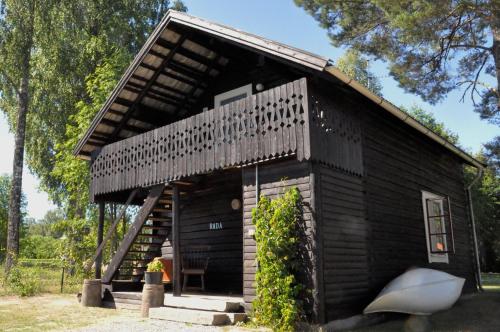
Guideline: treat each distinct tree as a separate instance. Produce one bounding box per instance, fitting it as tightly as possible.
[0,174,27,261]
[336,49,383,95]
[295,0,500,123]
[401,104,460,145]
[0,0,53,272]
[24,0,186,217]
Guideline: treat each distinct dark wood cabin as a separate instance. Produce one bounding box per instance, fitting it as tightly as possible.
[74,11,485,323]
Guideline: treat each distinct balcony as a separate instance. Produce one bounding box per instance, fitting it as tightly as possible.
[90,77,364,199]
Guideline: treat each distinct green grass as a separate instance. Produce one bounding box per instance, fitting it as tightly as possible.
[482,272,500,292]
[0,263,83,296]
[0,294,125,331]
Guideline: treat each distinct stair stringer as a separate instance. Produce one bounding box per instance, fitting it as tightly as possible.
[102,183,166,284]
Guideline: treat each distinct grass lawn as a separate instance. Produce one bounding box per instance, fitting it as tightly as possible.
[482,272,500,292]
[0,294,127,331]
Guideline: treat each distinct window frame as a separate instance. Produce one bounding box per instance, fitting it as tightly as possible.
[214,84,252,109]
[421,190,450,264]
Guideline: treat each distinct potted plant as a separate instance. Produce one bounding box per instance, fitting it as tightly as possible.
[145,259,163,285]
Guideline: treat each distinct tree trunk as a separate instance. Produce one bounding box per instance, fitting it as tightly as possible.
[494,37,500,112]
[4,3,35,273]
[5,69,30,272]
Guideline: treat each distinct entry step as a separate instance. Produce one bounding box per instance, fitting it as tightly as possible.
[149,307,247,326]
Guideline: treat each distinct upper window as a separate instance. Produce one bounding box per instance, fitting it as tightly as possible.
[214,84,252,109]
[421,191,455,263]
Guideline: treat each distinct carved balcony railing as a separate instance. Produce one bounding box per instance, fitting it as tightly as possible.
[90,78,311,197]
[90,77,364,199]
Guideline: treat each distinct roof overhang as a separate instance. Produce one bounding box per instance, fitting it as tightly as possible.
[74,10,484,170]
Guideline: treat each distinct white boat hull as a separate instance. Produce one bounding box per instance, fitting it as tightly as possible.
[364,268,465,315]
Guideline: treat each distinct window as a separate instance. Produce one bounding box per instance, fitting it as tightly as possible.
[214,84,252,109]
[421,191,455,263]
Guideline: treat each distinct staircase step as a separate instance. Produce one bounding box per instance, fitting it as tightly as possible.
[132,242,162,246]
[153,208,170,212]
[111,291,142,301]
[149,307,246,326]
[127,250,156,254]
[137,233,168,238]
[142,225,171,230]
[164,296,241,312]
[148,217,171,222]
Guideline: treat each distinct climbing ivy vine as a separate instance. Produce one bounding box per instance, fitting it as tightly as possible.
[252,186,303,332]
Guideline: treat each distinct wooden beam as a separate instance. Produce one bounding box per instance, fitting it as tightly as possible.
[155,38,223,71]
[172,184,181,296]
[96,202,105,279]
[108,34,188,142]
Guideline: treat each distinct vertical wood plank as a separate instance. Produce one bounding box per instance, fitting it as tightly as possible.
[172,184,181,296]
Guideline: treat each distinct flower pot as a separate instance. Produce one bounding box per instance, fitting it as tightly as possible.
[145,271,163,285]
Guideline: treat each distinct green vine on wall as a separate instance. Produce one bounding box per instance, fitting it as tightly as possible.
[252,186,303,332]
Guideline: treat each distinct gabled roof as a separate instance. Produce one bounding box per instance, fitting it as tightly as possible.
[74,10,484,169]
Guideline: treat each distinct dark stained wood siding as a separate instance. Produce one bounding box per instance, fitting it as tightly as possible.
[161,170,243,293]
[242,159,317,316]
[361,100,476,297]
[317,165,370,321]
[314,84,476,322]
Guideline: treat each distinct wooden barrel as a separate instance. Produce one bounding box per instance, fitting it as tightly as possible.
[81,279,102,307]
[141,284,164,317]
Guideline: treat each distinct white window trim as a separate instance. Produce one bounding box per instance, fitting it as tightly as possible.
[421,190,449,264]
[214,84,252,109]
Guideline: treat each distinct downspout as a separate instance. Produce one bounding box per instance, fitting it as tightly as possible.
[466,166,484,291]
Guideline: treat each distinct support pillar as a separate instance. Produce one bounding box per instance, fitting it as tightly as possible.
[172,184,181,296]
[96,201,105,279]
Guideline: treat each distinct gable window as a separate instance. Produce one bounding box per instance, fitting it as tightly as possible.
[214,84,252,108]
[421,191,455,263]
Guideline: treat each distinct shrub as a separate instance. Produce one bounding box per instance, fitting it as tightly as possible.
[6,267,40,297]
[252,186,303,332]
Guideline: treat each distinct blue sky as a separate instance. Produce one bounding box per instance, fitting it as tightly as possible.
[0,0,497,219]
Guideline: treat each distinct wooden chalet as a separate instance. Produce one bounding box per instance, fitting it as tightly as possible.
[74,11,485,323]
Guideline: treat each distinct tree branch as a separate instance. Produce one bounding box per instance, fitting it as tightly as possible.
[449,44,492,51]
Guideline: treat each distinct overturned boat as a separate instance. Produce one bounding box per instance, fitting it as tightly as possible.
[364,268,465,315]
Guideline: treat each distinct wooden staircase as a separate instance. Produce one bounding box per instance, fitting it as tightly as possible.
[101,182,193,284]
[102,183,186,284]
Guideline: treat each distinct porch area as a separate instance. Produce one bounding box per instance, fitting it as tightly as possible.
[103,290,246,326]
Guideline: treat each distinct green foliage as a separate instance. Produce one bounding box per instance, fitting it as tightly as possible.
[401,104,460,145]
[466,149,500,272]
[51,50,130,215]
[295,0,499,123]
[147,259,163,272]
[336,49,382,95]
[252,187,303,332]
[5,266,41,296]
[0,174,27,260]
[22,1,187,216]
[51,218,97,273]
[20,235,60,259]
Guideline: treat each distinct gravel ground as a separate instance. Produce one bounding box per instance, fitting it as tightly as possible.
[71,315,263,332]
